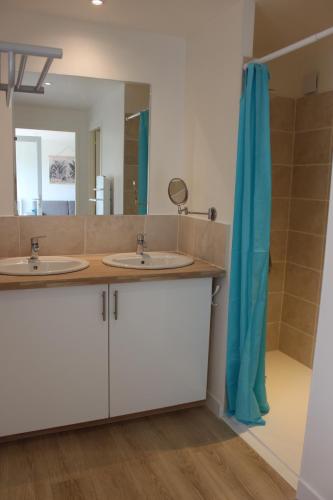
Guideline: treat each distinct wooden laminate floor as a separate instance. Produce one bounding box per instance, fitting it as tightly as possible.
[0,407,295,500]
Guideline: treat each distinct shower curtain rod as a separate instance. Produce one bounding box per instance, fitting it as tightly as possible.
[243,26,333,69]
[126,109,148,121]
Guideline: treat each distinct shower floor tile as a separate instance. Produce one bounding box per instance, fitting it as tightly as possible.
[250,350,312,475]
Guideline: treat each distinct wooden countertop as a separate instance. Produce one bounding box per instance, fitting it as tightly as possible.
[0,254,225,291]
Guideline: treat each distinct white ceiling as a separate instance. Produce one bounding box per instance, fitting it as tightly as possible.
[13,73,149,112]
[14,73,122,109]
[3,0,333,57]
[255,0,333,56]
[1,0,232,37]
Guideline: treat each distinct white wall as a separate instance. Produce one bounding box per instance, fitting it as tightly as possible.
[89,83,125,214]
[0,94,15,215]
[184,0,246,225]
[297,172,333,500]
[0,6,186,215]
[14,104,90,214]
[15,138,40,214]
[185,0,252,410]
[268,36,333,98]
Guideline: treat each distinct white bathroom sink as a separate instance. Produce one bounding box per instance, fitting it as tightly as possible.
[102,252,194,270]
[0,256,89,276]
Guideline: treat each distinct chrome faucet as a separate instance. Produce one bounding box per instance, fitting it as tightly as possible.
[29,236,46,262]
[136,233,146,256]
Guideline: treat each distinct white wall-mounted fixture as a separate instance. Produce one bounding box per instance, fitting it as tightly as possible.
[0,41,63,107]
[91,0,104,5]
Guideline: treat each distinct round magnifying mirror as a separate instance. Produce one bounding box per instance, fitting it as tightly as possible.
[168,178,188,206]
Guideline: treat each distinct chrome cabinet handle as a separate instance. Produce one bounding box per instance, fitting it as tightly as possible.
[114,290,118,320]
[102,290,107,322]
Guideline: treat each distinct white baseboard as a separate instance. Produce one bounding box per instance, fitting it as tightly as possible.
[297,480,324,500]
[205,392,223,417]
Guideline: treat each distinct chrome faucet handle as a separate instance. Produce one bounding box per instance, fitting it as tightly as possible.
[30,235,46,260]
[31,235,46,245]
[136,233,147,255]
[137,232,146,243]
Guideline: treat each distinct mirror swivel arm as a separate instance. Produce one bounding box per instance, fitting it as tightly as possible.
[177,205,217,221]
[177,205,189,215]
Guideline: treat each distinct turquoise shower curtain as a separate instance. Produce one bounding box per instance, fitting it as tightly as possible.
[138,110,149,215]
[226,64,272,426]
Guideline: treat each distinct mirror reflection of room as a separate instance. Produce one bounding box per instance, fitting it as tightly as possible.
[12,74,150,216]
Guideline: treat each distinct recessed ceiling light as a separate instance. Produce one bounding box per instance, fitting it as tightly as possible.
[91,0,104,5]
[45,82,51,86]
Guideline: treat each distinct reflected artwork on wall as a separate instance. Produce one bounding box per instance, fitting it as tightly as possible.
[49,156,76,184]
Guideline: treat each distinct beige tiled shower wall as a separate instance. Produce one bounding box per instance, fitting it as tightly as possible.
[268,91,333,368]
[268,96,295,351]
[280,91,333,367]
[0,214,228,269]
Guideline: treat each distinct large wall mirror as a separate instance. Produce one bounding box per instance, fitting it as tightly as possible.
[12,73,150,216]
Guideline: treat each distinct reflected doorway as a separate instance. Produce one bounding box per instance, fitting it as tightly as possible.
[15,128,76,216]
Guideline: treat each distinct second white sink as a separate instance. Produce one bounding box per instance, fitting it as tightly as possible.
[103,252,194,270]
[0,256,89,276]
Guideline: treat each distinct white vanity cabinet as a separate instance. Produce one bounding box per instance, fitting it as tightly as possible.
[0,277,213,437]
[0,285,109,437]
[108,278,212,417]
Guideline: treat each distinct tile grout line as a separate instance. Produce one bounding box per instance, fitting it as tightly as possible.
[286,257,322,273]
[17,217,21,257]
[83,216,87,254]
[287,229,326,238]
[176,215,181,252]
[280,321,316,340]
[284,260,322,273]
[273,196,329,202]
[283,291,320,307]
[294,126,333,133]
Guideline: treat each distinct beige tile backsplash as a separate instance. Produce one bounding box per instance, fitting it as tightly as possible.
[0,217,20,258]
[0,214,228,269]
[144,215,178,252]
[85,215,145,254]
[178,216,228,268]
[19,216,85,257]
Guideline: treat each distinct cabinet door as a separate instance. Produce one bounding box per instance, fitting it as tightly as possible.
[0,285,109,437]
[109,278,212,417]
